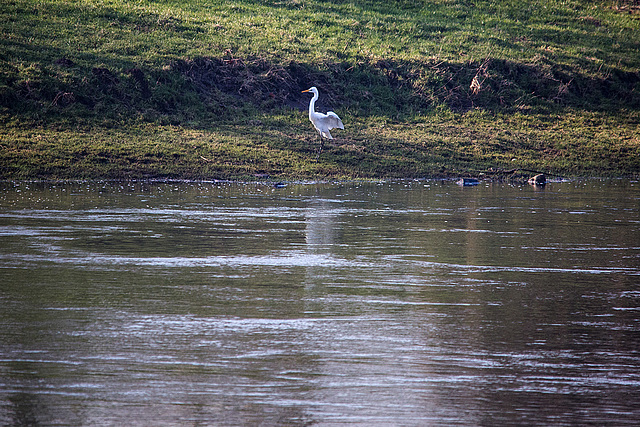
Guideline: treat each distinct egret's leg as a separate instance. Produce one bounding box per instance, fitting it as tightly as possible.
[315,136,324,161]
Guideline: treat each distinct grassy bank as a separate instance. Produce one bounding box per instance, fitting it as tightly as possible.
[1,0,639,179]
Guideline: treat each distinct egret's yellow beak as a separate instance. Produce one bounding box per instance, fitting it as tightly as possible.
[301,89,310,93]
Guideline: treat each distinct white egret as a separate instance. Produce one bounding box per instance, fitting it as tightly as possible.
[301,86,344,158]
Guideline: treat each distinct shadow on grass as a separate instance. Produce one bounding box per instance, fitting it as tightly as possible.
[3,52,639,127]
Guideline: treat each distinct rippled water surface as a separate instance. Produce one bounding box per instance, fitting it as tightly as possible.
[1,180,639,425]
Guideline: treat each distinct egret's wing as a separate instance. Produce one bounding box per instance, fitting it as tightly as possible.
[325,111,344,130]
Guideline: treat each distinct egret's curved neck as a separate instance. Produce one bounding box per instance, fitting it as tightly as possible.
[308,92,318,116]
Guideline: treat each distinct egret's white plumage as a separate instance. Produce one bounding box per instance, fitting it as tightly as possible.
[302,86,344,142]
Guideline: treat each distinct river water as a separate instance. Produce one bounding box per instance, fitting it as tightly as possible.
[1,179,639,426]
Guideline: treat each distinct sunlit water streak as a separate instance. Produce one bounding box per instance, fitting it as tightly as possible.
[1,180,639,425]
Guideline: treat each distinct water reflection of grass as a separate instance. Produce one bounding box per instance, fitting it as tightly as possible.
[0,0,638,179]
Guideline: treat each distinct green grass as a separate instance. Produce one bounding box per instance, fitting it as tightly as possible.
[1,0,639,179]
